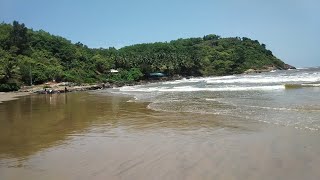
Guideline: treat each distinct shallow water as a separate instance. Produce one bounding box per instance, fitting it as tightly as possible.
[1,68,320,180]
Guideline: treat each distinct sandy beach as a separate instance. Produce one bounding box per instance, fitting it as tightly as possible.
[0,92,31,103]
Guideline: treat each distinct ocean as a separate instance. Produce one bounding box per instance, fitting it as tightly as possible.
[111,67,320,131]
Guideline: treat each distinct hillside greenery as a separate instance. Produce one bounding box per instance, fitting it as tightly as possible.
[0,21,287,91]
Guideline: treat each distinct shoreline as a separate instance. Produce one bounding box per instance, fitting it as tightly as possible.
[0,92,31,104]
[0,77,183,104]
[0,67,299,100]
[2,66,301,95]
[17,76,184,94]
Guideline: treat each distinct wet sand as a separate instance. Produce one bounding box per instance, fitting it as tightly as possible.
[0,92,31,103]
[1,92,320,180]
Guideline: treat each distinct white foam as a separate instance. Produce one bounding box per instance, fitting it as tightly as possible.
[161,78,204,85]
[240,105,320,112]
[306,84,320,87]
[161,75,237,85]
[119,85,285,92]
[159,71,320,85]
[119,86,168,92]
[205,75,320,84]
[118,69,320,93]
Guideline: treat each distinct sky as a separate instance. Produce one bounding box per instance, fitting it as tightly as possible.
[0,0,319,67]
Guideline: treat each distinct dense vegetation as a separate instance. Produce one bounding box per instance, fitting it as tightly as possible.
[0,21,288,91]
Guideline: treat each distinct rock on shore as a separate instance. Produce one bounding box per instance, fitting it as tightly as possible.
[244,64,296,74]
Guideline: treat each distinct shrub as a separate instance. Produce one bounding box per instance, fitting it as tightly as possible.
[0,83,20,92]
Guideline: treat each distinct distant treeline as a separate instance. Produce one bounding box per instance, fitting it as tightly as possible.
[0,21,287,91]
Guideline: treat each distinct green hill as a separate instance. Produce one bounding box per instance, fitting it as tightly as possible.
[0,21,291,91]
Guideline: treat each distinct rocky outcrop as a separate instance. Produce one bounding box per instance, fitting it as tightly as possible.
[244,65,277,74]
[21,75,185,94]
[244,64,296,74]
[283,64,296,70]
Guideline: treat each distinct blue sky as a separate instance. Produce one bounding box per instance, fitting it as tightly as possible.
[0,0,319,67]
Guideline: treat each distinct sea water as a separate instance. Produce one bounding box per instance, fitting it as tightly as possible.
[111,67,320,131]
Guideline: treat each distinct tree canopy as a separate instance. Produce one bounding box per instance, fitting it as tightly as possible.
[0,21,288,91]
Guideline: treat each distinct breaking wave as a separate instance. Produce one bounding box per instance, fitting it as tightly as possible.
[108,67,320,132]
[119,85,285,92]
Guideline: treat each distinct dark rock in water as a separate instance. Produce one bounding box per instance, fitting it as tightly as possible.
[284,64,296,70]
[35,89,60,94]
[103,83,112,88]
[244,64,296,74]
[87,85,102,90]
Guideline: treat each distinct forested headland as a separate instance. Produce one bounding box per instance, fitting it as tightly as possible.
[0,21,292,91]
